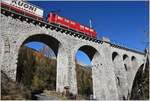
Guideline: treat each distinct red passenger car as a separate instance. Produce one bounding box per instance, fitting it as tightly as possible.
[1,0,44,20]
[47,13,97,38]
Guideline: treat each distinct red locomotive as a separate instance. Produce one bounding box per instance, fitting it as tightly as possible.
[1,0,97,38]
[47,13,96,38]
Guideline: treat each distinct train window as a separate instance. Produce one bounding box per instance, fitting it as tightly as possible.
[85,27,89,30]
[70,21,75,25]
[90,29,94,32]
[64,19,69,23]
[58,16,63,20]
[80,25,84,29]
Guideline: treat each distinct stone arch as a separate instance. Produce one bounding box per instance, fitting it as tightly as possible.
[13,33,65,92]
[75,45,98,61]
[131,56,136,61]
[73,44,105,99]
[76,45,97,97]
[123,54,128,60]
[112,52,128,100]
[123,54,130,71]
[131,56,138,68]
[112,52,119,61]
[20,34,60,56]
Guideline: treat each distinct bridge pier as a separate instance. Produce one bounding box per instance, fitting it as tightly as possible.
[0,35,3,70]
[56,44,68,93]
[0,37,17,80]
[56,44,77,94]
[100,41,119,100]
[92,51,107,100]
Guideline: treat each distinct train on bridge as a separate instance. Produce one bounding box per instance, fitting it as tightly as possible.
[1,0,97,38]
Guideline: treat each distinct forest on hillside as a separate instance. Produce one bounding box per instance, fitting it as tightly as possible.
[130,53,149,100]
[17,46,57,91]
[16,46,93,99]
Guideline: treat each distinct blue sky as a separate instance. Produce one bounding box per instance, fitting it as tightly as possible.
[26,1,148,65]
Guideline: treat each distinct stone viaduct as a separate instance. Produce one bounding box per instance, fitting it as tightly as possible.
[0,8,146,100]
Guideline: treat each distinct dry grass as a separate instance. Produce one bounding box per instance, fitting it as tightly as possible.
[1,70,31,100]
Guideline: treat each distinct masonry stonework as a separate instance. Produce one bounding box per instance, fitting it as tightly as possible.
[0,13,145,100]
